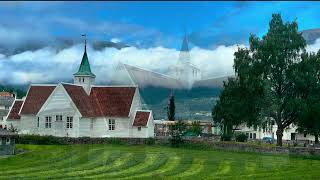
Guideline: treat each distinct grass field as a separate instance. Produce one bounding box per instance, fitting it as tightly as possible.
[0,144,319,179]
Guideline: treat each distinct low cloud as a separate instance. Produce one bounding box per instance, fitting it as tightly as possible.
[1,39,319,86]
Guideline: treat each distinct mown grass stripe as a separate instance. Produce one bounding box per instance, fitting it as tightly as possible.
[86,152,149,179]
[170,158,206,179]
[72,152,133,177]
[3,147,94,178]
[123,153,181,180]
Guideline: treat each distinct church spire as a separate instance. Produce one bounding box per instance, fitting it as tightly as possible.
[73,35,96,78]
[73,35,96,94]
[179,32,191,63]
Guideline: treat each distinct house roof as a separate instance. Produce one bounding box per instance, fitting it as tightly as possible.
[0,96,14,106]
[20,85,56,115]
[7,100,24,120]
[0,91,13,97]
[133,111,150,126]
[63,84,136,118]
[73,49,96,78]
[0,129,17,136]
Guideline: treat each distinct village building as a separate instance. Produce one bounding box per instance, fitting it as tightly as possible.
[234,123,315,144]
[5,42,154,138]
[0,91,15,128]
[0,128,16,155]
[154,120,212,137]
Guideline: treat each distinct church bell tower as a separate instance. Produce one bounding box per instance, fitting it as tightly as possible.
[73,35,96,94]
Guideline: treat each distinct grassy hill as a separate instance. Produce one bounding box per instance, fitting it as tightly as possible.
[0,144,319,179]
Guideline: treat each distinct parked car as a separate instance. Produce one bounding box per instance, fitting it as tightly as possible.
[262,137,273,144]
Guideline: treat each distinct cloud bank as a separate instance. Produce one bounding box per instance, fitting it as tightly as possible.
[0,39,319,86]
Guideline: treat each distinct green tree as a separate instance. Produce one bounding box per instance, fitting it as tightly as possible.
[291,52,320,144]
[212,77,245,138]
[169,120,186,146]
[233,14,306,146]
[167,90,175,121]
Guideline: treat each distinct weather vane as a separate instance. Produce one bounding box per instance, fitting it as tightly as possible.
[82,34,87,52]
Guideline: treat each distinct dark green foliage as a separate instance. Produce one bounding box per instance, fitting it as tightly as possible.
[167,93,175,121]
[169,120,187,147]
[188,121,202,136]
[213,13,307,146]
[17,135,62,145]
[145,137,155,145]
[220,134,232,141]
[236,133,248,142]
[291,52,320,144]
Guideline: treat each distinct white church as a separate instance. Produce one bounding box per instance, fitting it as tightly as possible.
[113,34,227,89]
[5,43,154,138]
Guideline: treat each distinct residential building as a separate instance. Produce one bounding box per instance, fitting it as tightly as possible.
[0,92,15,128]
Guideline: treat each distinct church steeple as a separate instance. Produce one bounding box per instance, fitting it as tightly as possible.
[73,35,95,94]
[179,33,191,63]
[73,35,95,78]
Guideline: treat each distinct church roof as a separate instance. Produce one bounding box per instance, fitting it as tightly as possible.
[73,48,96,78]
[63,84,136,118]
[133,111,150,126]
[7,100,24,120]
[20,85,56,115]
[14,84,137,118]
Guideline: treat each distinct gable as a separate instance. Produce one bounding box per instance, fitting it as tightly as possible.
[20,85,56,115]
[37,85,79,116]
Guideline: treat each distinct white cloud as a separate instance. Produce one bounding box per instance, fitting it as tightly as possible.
[110,38,121,43]
[0,43,242,85]
[306,38,320,53]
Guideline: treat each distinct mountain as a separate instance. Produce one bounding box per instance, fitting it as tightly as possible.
[0,38,129,56]
[302,28,320,44]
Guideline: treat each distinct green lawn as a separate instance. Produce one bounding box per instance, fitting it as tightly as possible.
[0,144,319,179]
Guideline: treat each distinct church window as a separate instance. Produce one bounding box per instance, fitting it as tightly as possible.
[90,119,94,130]
[138,127,141,131]
[56,115,62,121]
[45,116,52,128]
[108,119,115,131]
[66,116,73,129]
[82,78,84,82]
[37,117,40,128]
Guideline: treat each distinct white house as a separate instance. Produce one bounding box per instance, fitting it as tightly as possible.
[235,123,315,142]
[5,43,154,138]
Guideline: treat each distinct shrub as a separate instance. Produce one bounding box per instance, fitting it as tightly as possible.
[236,133,248,142]
[221,134,232,141]
[145,138,155,145]
[17,135,62,145]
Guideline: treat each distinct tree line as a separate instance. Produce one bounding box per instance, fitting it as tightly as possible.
[212,13,320,146]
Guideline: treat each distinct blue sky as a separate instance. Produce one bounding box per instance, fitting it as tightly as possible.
[2,1,320,85]
[1,1,320,50]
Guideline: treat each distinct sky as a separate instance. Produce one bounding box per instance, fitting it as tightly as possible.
[1,1,320,85]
